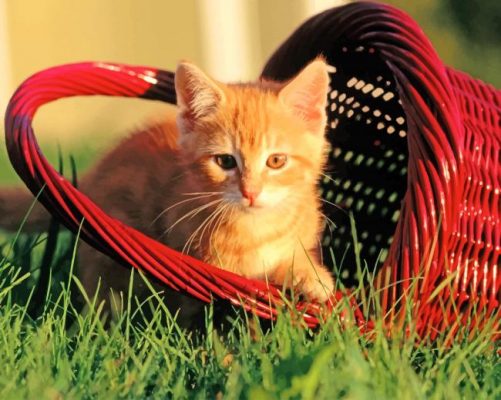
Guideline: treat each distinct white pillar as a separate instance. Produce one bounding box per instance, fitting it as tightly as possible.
[303,0,350,17]
[197,0,259,82]
[0,0,11,117]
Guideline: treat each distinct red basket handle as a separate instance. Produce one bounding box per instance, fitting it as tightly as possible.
[4,61,366,328]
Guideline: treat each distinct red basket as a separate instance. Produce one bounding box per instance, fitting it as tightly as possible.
[4,2,499,339]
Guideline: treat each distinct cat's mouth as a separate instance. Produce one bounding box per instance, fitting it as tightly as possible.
[223,193,267,210]
[243,202,265,211]
[234,199,265,211]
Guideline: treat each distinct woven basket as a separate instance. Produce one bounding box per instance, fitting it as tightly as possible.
[4,2,499,338]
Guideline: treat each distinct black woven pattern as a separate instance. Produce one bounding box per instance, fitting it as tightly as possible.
[319,45,408,285]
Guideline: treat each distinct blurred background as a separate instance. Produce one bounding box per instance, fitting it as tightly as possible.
[0,0,499,184]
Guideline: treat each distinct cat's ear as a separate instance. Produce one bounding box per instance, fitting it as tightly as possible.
[278,58,330,133]
[175,62,225,122]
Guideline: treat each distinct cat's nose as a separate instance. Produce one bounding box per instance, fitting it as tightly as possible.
[241,187,261,207]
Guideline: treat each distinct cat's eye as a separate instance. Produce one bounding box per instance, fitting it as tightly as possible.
[266,154,287,169]
[215,154,237,170]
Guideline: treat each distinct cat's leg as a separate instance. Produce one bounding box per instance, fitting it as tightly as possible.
[270,250,334,302]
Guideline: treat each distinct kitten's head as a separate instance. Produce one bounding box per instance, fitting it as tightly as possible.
[174,59,330,214]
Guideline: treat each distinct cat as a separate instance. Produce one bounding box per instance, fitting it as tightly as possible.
[0,58,335,328]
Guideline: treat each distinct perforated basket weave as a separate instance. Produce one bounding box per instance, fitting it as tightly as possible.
[4,2,499,339]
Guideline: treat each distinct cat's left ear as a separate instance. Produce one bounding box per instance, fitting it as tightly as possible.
[175,61,225,125]
[278,58,330,134]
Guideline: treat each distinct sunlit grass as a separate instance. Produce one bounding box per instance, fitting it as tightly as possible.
[0,146,498,399]
[0,217,499,399]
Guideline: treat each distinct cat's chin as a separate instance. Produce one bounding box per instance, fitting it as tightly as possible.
[238,203,265,212]
[245,205,266,212]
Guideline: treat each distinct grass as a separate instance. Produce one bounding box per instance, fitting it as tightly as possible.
[0,149,498,399]
[0,220,499,400]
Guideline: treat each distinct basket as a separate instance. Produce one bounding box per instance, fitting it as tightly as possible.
[4,2,499,339]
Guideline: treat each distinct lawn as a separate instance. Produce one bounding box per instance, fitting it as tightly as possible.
[0,224,498,399]
[0,148,499,399]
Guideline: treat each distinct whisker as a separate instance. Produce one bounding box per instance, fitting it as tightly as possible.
[150,192,219,226]
[319,172,340,185]
[320,211,337,232]
[194,203,228,254]
[207,204,236,269]
[162,198,223,238]
[181,191,223,196]
[207,203,232,249]
[184,207,218,254]
[183,203,227,254]
[319,197,346,214]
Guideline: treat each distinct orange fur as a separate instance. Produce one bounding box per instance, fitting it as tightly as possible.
[0,59,335,324]
[167,59,334,300]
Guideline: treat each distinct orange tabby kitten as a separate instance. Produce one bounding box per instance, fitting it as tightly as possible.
[0,59,334,323]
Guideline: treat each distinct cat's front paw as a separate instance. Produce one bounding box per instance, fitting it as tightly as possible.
[294,265,334,303]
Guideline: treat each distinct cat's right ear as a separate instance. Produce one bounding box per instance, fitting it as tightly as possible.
[175,62,225,125]
[278,58,329,134]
